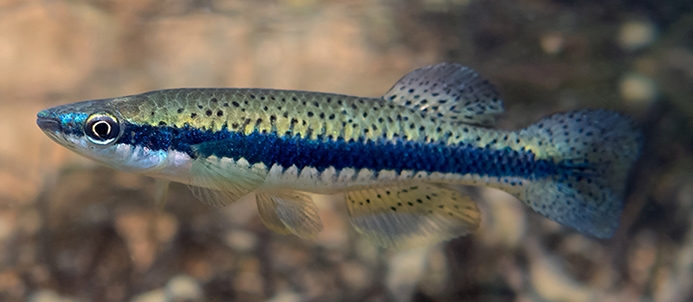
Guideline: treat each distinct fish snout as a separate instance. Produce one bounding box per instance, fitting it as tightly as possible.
[36,110,61,133]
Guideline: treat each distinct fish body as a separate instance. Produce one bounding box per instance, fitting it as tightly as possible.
[37,63,642,248]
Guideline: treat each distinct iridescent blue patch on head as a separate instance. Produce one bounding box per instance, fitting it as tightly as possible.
[58,112,89,136]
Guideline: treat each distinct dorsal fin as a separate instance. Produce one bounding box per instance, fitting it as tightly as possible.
[383,63,504,126]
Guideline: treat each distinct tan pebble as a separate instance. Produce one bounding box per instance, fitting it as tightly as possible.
[386,246,435,302]
[224,229,258,252]
[619,73,657,104]
[130,289,166,302]
[478,188,526,247]
[155,212,179,244]
[340,261,371,290]
[115,211,157,272]
[540,31,565,55]
[618,20,657,51]
[0,270,26,299]
[165,274,203,302]
[265,291,301,302]
[28,290,79,302]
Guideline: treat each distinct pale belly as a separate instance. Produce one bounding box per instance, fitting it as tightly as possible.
[143,151,524,197]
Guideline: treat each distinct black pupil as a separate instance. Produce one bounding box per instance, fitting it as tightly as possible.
[94,121,110,138]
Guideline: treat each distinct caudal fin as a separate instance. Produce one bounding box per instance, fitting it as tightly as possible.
[519,110,642,238]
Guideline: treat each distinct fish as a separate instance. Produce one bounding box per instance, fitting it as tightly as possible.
[36,63,642,249]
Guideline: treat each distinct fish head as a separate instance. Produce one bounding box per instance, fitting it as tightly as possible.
[36,96,169,173]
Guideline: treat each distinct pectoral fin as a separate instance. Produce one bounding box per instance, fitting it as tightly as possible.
[346,183,481,249]
[187,148,266,206]
[256,191,324,239]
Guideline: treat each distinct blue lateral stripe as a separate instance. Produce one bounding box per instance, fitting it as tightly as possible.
[119,123,557,179]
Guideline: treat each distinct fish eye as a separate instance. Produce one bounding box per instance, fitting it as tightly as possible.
[84,113,120,145]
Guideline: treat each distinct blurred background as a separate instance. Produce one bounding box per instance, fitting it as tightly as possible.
[1,0,692,301]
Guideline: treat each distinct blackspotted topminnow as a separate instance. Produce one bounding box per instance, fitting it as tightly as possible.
[36,63,642,248]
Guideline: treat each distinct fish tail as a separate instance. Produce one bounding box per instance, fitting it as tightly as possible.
[518,109,642,238]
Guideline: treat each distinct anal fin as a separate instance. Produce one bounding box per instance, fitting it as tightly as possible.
[346,183,480,249]
[256,190,323,239]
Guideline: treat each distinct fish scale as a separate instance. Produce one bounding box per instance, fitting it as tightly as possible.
[133,88,494,148]
[36,63,642,249]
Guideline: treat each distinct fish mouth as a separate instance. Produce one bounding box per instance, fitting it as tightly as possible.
[36,110,64,142]
[36,114,61,133]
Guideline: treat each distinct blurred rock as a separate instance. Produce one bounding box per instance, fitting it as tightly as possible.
[131,289,165,302]
[0,103,51,207]
[540,31,565,55]
[386,246,435,302]
[0,2,112,98]
[314,195,349,249]
[114,210,158,272]
[17,208,42,236]
[223,229,258,252]
[164,275,203,302]
[526,239,595,302]
[618,20,658,51]
[627,231,657,287]
[0,270,25,301]
[339,261,371,291]
[233,257,264,300]
[265,291,301,302]
[0,210,15,242]
[651,178,693,301]
[619,72,658,105]
[418,246,448,297]
[354,237,381,266]
[28,290,79,302]
[154,212,179,244]
[477,188,526,248]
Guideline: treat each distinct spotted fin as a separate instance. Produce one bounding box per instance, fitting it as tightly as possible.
[383,63,503,126]
[256,191,323,239]
[187,143,266,206]
[518,110,642,238]
[346,183,481,249]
